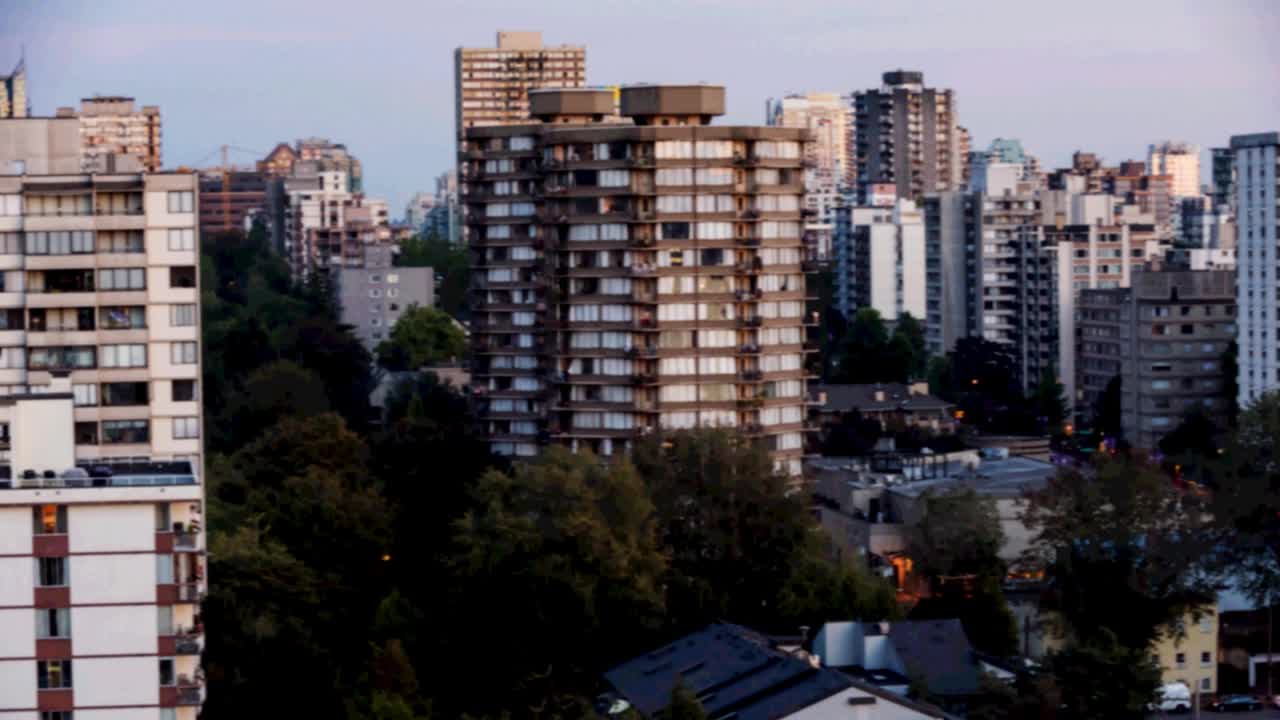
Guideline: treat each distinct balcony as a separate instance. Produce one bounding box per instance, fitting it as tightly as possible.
[738,316,763,328]
[739,370,763,381]
[174,531,200,551]
[630,373,658,385]
[801,259,822,273]
[176,583,203,603]
[626,346,658,358]
[174,629,203,655]
[175,676,204,705]
[630,265,656,277]
[738,344,761,354]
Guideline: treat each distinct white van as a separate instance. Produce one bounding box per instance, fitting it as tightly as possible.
[1148,682,1192,713]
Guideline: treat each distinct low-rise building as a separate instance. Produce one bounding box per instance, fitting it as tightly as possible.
[336,244,434,351]
[1151,610,1219,697]
[812,383,954,433]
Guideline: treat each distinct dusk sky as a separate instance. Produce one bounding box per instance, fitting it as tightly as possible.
[4,0,1277,214]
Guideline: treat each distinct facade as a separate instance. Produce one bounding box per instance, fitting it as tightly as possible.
[0,118,206,718]
[337,243,435,351]
[1076,269,1235,448]
[1178,194,1235,251]
[968,137,1042,191]
[453,31,587,138]
[279,169,391,279]
[1,60,27,119]
[766,92,853,191]
[404,191,436,231]
[197,170,269,236]
[1148,141,1201,198]
[57,97,163,173]
[1151,610,1220,696]
[850,70,962,200]
[832,198,925,322]
[464,85,815,475]
[1232,132,1279,407]
[1211,146,1235,211]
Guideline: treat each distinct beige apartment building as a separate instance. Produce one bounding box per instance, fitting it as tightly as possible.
[1077,269,1235,448]
[464,85,815,475]
[0,117,206,718]
[454,31,587,139]
[57,97,163,173]
[1,60,27,119]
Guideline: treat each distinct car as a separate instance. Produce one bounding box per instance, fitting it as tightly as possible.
[1206,694,1263,712]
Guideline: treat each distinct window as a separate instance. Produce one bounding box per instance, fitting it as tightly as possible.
[37,660,72,689]
[155,504,171,532]
[172,379,196,402]
[36,557,67,587]
[156,554,173,584]
[1200,651,1212,666]
[100,306,146,329]
[101,382,149,406]
[36,608,71,639]
[41,712,73,720]
[74,422,98,445]
[100,344,147,368]
[160,709,176,720]
[170,304,196,327]
[1200,677,1211,690]
[102,419,149,444]
[157,605,174,635]
[1175,652,1186,668]
[33,505,67,534]
[171,342,198,364]
[159,658,175,686]
[169,266,196,288]
[24,231,94,255]
[99,268,146,290]
[167,191,194,213]
[72,383,97,407]
[167,228,195,251]
[173,417,199,439]
[1200,615,1213,633]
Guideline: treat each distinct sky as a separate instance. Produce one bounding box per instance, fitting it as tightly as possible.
[3,0,1278,215]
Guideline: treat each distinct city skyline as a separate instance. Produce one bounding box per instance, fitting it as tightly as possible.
[3,0,1278,213]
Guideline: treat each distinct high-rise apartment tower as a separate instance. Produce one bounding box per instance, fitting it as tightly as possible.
[454,31,587,139]
[1232,132,1280,407]
[850,71,962,201]
[464,85,815,475]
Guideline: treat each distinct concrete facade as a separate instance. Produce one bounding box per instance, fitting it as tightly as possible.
[463,85,815,475]
[1076,269,1235,448]
[850,71,962,201]
[1232,132,1279,407]
[454,31,586,139]
[832,199,925,323]
[57,98,162,173]
[337,244,435,351]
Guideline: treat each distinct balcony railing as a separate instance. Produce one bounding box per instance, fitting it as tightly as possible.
[176,583,203,602]
[2,473,197,490]
[174,532,200,551]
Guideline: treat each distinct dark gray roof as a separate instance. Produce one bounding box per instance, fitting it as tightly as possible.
[604,623,851,719]
[886,620,980,696]
[817,384,953,414]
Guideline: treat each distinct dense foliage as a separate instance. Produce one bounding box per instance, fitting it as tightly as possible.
[375,305,467,370]
[827,308,927,384]
[396,232,469,319]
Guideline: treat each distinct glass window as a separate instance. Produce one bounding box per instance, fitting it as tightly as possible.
[72,383,98,407]
[100,344,147,368]
[170,304,196,327]
[169,266,197,288]
[172,379,196,402]
[36,557,67,587]
[102,419,149,444]
[101,381,149,406]
[173,417,199,439]
[99,268,146,290]
[167,191,194,213]
[157,605,174,635]
[32,505,67,534]
[156,554,173,584]
[99,306,146,329]
[37,660,72,689]
[166,228,195,251]
[155,504,171,532]
[170,342,198,365]
[36,608,71,639]
[159,658,175,686]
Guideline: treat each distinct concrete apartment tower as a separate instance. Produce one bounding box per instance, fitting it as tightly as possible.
[1,60,28,119]
[1232,132,1280,407]
[1147,141,1201,199]
[832,199,925,323]
[0,116,207,718]
[1077,269,1236,448]
[850,70,962,201]
[454,31,587,139]
[57,97,163,173]
[463,85,815,475]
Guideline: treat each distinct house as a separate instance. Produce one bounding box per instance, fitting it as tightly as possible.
[1219,604,1280,693]
[1150,609,1219,696]
[814,383,956,433]
[812,620,991,705]
[603,623,955,719]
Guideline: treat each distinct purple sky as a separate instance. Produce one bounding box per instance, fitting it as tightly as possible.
[3,0,1277,215]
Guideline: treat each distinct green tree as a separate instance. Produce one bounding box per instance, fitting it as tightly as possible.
[376,305,467,370]
[1092,375,1123,442]
[226,360,330,447]
[396,233,469,318]
[830,308,898,383]
[667,679,708,720]
[444,448,667,716]
[1023,452,1217,715]
[907,488,1018,657]
[891,312,928,380]
[1032,365,1067,432]
[632,429,895,632]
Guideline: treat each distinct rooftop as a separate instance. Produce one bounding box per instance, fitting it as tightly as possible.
[816,383,954,414]
[887,456,1058,499]
[0,459,197,487]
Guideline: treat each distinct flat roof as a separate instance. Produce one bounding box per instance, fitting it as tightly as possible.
[888,456,1058,499]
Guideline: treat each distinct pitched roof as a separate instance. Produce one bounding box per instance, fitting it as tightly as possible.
[817,384,953,413]
[604,623,852,719]
[886,620,981,696]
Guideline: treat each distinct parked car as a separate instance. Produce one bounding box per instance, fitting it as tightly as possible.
[1148,682,1192,713]
[1206,694,1263,712]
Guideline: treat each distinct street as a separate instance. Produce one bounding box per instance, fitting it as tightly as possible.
[1150,710,1280,719]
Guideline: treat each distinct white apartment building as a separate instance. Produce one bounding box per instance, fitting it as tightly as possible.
[833,199,925,323]
[1232,132,1280,406]
[281,169,392,279]
[0,119,205,719]
[766,93,853,192]
[1148,141,1201,199]
[57,97,162,174]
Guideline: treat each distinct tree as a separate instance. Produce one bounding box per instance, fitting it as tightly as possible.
[1221,341,1240,428]
[632,429,895,632]
[907,488,1018,657]
[444,448,667,715]
[376,305,467,371]
[396,233,469,319]
[1022,452,1217,715]
[226,360,330,447]
[667,680,708,720]
[830,308,897,384]
[942,338,1034,434]
[1032,365,1067,433]
[1092,375,1123,442]
[891,312,928,380]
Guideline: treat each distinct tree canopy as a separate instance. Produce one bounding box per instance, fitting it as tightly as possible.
[375,305,467,370]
